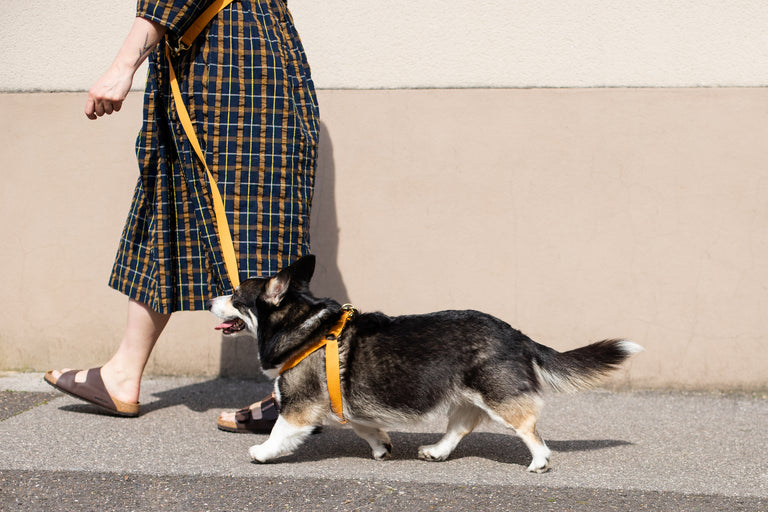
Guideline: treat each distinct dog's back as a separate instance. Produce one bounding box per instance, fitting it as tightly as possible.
[341,309,640,421]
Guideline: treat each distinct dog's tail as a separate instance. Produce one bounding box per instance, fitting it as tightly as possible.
[532,339,643,392]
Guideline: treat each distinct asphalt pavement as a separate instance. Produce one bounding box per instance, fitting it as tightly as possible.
[1,372,766,511]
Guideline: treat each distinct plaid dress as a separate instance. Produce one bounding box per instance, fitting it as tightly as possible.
[109,0,319,313]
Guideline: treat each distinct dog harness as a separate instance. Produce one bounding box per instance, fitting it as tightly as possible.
[278,305,356,424]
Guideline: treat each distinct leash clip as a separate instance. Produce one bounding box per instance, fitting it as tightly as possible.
[325,305,356,341]
[165,38,189,57]
[341,303,357,318]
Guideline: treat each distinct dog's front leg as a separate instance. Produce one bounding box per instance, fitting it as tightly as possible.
[249,415,315,463]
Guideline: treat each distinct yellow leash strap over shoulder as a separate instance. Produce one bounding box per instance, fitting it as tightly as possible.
[279,305,356,423]
[164,0,240,288]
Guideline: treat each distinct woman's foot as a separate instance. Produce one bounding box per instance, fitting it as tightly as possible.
[47,360,141,406]
[44,366,140,417]
[218,394,279,434]
[45,299,169,416]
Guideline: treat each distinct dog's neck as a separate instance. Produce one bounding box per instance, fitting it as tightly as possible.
[276,304,356,423]
[258,303,346,371]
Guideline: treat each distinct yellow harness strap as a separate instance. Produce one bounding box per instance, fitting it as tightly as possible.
[164,0,240,288]
[279,305,356,423]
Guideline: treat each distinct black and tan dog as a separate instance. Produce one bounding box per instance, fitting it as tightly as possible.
[209,255,642,472]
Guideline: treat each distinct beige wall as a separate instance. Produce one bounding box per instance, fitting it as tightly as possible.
[1,88,767,390]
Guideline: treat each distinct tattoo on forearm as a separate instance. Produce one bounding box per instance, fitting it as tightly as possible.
[135,34,154,66]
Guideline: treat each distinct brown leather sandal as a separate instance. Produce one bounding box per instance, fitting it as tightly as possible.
[44,368,140,417]
[217,396,279,434]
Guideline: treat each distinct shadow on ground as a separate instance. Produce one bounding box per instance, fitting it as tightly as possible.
[52,377,632,468]
[269,429,632,467]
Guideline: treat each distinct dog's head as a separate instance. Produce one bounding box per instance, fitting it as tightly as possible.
[207,254,316,336]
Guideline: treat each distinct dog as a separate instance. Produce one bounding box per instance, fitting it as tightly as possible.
[208,255,642,472]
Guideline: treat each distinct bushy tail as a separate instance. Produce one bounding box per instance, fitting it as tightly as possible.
[532,339,643,392]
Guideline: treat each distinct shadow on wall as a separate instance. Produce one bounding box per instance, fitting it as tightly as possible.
[218,121,349,378]
[307,121,350,304]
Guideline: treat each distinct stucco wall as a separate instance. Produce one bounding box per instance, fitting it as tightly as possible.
[3,1,768,90]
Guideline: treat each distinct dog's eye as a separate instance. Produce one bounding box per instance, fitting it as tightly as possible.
[232,294,251,311]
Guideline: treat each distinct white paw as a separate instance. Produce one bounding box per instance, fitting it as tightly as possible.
[526,457,550,473]
[249,444,270,463]
[417,445,449,462]
[372,443,393,461]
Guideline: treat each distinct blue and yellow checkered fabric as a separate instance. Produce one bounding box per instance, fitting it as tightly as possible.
[109,0,319,313]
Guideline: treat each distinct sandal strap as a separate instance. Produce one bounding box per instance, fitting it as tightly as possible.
[57,368,116,411]
[234,407,253,422]
[233,397,280,424]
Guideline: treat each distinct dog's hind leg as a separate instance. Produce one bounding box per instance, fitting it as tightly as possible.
[249,414,317,463]
[483,395,551,472]
[350,422,393,460]
[417,404,484,462]
[513,416,550,473]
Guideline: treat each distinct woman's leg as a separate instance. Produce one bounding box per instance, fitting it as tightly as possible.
[50,298,170,404]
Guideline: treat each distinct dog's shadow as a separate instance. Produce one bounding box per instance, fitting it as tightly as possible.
[264,429,632,468]
[57,379,631,468]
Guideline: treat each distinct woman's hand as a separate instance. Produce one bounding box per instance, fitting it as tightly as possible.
[84,63,135,119]
[84,16,166,120]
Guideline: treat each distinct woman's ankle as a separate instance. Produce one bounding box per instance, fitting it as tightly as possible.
[99,361,142,404]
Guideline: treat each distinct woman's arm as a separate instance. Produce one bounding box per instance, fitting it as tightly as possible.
[85,16,167,120]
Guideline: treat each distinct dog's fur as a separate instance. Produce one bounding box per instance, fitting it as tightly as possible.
[209,255,642,471]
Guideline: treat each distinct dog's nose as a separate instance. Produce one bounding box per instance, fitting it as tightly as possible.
[206,299,215,310]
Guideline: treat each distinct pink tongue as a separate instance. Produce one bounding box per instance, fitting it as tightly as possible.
[215,320,237,331]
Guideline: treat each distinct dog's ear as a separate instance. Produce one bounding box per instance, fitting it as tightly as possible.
[264,272,290,305]
[263,255,316,305]
[289,254,315,287]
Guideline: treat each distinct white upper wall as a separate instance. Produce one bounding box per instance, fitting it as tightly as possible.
[3,0,767,91]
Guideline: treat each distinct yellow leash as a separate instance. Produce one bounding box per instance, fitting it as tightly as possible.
[279,305,356,423]
[164,0,240,288]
